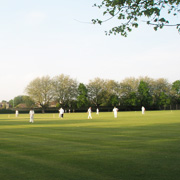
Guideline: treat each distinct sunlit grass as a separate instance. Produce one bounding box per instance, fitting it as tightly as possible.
[0,110,180,180]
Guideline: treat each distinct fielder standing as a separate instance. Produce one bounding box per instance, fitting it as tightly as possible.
[59,107,64,118]
[141,106,145,114]
[29,109,35,123]
[88,107,92,119]
[113,107,118,118]
[15,110,19,117]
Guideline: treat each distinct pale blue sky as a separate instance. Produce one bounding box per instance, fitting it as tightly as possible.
[0,0,180,101]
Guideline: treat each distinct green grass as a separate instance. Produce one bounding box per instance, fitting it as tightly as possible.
[0,111,180,180]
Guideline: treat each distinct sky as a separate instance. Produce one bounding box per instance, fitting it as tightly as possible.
[0,0,180,101]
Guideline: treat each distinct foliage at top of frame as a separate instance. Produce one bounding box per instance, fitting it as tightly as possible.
[92,0,180,36]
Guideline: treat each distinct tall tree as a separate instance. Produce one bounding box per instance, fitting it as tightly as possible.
[122,91,139,109]
[138,80,153,108]
[52,74,78,108]
[104,80,120,106]
[77,83,89,108]
[22,96,35,108]
[119,78,139,108]
[119,78,139,97]
[171,80,180,108]
[9,95,35,108]
[87,78,106,106]
[92,0,180,36]
[151,78,171,109]
[13,96,24,107]
[25,76,53,113]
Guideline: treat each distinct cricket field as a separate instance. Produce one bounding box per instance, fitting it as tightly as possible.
[0,110,180,180]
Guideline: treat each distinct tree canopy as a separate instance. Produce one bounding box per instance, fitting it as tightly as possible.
[25,76,53,112]
[77,83,89,108]
[92,0,180,36]
[87,78,106,106]
[23,74,180,111]
[9,95,35,108]
[52,74,78,107]
[172,80,180,104]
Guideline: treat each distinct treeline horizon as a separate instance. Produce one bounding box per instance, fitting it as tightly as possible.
[5,74,180,112]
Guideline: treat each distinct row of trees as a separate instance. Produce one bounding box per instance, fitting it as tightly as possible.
[9,96,35,109]
[14,74,180,112]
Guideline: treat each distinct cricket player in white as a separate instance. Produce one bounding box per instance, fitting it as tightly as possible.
[59,108,64,118]
[15,110,19,117]
[141,106,145,114]
[113,107,118,118]
[96,108,99,115]
[29,109,35,123]
[88,107,92,119]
